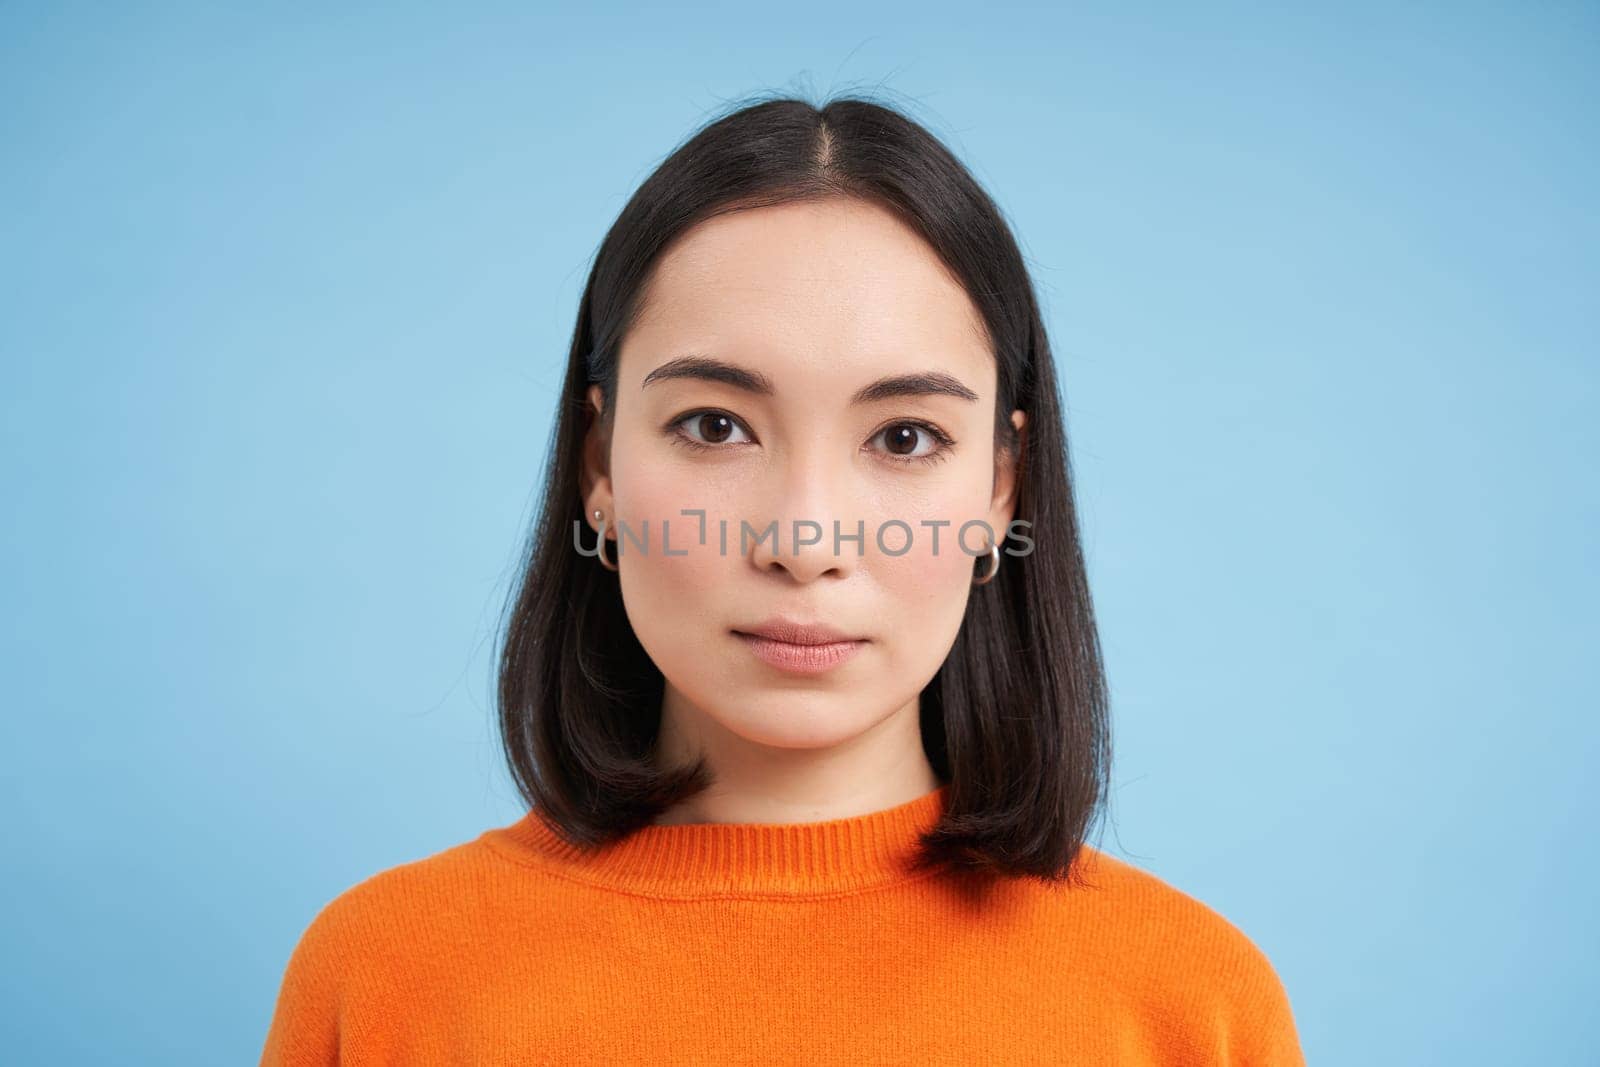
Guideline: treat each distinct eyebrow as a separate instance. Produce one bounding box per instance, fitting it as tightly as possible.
[640,354,980,404]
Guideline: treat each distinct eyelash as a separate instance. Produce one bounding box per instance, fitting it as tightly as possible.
[665,409,956,467]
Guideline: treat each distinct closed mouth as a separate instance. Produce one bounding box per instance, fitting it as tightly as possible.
[731,629,867,673]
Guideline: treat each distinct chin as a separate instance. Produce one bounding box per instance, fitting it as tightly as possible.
[708,697,878,751]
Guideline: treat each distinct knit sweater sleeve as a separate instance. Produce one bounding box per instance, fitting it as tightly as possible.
[258,895,351,1067]
[1222,933,1307,1066]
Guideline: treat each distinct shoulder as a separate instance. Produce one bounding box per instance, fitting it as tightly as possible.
[277,827,524,980]
[261,829,525,1063]
[1044,843,1306,1062]
[310,834,478,916]
[1074,843,1285,970]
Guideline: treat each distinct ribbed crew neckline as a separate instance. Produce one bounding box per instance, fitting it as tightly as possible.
[481,784,951,899]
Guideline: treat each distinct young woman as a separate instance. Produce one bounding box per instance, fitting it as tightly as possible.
[261,95,1306,1065]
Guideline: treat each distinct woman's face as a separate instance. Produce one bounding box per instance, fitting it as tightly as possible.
[583,197,1024,790]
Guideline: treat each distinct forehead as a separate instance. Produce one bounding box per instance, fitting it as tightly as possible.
[622,198,994,388]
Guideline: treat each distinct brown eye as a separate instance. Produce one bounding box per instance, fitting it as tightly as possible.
[866,420,956,467]
[882,424,922,456]
[672,410,753,448]
[696,413,735,443]
[873,422,940,460]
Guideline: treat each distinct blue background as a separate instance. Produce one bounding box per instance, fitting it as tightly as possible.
[3,3,1594,1062]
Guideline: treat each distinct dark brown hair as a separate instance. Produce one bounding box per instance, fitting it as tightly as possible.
[496,91,1110,887]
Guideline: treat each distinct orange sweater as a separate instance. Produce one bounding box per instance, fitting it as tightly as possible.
[259,784,1305,1065]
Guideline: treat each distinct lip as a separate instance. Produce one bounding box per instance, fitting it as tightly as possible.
[733,618,866,646]
[731,618,868,676]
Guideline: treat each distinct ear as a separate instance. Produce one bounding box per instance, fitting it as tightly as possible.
[987,409,1027,543]
[581,384,615,534]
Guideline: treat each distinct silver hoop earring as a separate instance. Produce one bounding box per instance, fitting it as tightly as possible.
[593,508,618,572]
[972,540,1001,586]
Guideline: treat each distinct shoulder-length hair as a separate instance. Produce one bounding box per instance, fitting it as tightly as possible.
[497,92,1110,887]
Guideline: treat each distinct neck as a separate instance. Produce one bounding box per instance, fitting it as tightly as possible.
[651,684,938,826]
[493,782,952,898]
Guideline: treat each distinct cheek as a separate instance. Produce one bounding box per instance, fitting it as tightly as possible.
[865,482,993,671]
[609,451,737,674]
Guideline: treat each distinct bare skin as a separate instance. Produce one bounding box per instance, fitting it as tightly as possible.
[581,196,1025,827]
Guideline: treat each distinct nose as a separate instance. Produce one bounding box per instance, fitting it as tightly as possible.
[747,450,863,583]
